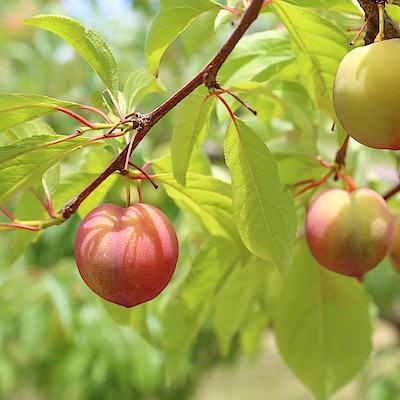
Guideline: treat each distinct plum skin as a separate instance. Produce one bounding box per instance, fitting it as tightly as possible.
[389,214,400,273]
[305,189,393,277]
[333,39,400,150]
[74,203,179,308]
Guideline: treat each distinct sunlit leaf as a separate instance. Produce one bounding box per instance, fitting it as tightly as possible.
[145,0,221,74]
[218,29,294,87]
[0,119,56,146]
[224,119,297,274]
[162,236,240,382]
[0,94,80,132]
[212,257,270,356]
[154,172,240,244]
[8,190,46,264]
[0,134,89,204]
[270,1,350,110]
[22,15,119,98]
[171,93,216,185]
[274,240,373,399]
[123,69,166,114]
[51,145,118,217]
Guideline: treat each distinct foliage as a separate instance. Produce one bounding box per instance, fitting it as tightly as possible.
[1,0,400,399]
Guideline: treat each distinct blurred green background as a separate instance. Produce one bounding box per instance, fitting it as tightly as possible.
[1,1,400,399]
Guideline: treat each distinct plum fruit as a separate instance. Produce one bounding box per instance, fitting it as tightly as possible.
[74,203,179,307]
[333,39,400,150]
[305,188,393,277]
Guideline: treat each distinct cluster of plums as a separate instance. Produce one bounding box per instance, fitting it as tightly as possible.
[74,203,179,308]
[305,38,400,278]
[74,39,400,305]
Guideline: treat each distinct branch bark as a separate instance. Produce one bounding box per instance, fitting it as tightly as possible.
[61,0,264,220]
[357,0,400,44]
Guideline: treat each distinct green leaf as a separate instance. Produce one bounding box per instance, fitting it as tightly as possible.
[51,145,118,217]
[270,1,350,110]
[212,257,269,356]
[8,190,46,265]
[218,29,294,87]
[41,163,60,197]
[21,15,119,98]
[0,94,80,132]
[154,172,240,244]
[123,69,166,114]
[224,119,297,274]
[145,0,221,74]
[162,236,240,382]
[230,80,318,145]
[0,119,56,146]
[0,134,89,204]
[282,0,361,13]
[171,93,216,185]
[274,240,373,399]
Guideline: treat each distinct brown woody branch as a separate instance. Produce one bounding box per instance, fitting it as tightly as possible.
[61,0,264,220]
[357,0,400,44]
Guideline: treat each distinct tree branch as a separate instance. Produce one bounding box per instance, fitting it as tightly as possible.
[60,0,264,220]
[357,0,400,44]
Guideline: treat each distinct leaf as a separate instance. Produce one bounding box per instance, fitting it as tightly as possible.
[0,134,89,204]
[8,190,46,265]
[154,172,240,244]
[162,236,240,382]
[229,80,318,152]
[224,119,297,274]
[51,145,118,217]
[145,0,221,74]
[218,29,294,87]
[0,94,80,132]
[212,257,270,356]
[0,119,56,146]
[21,15,119,98]
[270,1,350,110]
[123,69,166,114]
[171,93,216,185]
[42,163,61,197]
[282,0,361,13]
[274,240,373,399]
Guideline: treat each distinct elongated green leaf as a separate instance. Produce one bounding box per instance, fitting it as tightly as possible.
[123,69,166,114]
[0,134,89,204]
[229,80,318,151]
[1,119,56,146]
[145,0,221,74]
[162,236,240,382]
[282,0,361,13]
[21,15,119,98]
[218,29,294,87]
[154,172,240,244]
[8,190,46,265]
[212,257,269,356]
[270,1,350,110]
[0,94,80,132]
[171,93,216,185]
[224,119,296,274]
[274,241,373,399]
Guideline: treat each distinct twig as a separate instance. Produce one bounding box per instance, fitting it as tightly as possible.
[60,0,265,221]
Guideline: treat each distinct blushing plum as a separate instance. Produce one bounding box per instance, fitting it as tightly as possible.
[74,203,179,307]
[305,189,393,277]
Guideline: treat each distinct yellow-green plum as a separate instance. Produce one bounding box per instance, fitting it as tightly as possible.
[389,214,400,273]
[74,203,179,308]
[333,39,400,150]
[305,188,393,277]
